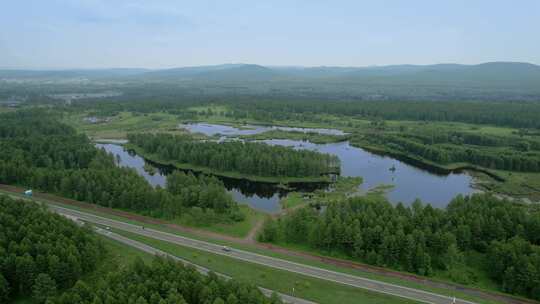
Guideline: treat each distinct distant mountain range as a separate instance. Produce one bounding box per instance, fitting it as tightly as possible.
[2,62,539,85]
[132,62,540,86]
[2,62,539,102]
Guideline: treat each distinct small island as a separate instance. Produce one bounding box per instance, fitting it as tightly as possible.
[127,133,340,183]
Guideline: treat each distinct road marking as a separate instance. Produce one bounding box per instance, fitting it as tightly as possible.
[47,203,476,304]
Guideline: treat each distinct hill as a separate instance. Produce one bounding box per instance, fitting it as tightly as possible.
[139,63,278,81]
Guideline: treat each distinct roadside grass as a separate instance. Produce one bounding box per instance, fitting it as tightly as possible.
[176,204,266,238]
[0,188,262,239]
[433,251,500,293]
[12,189,512,304]
[15,193,507,304]
[110,228,420,304]
[86,233,154,278]
[266,240,507,304]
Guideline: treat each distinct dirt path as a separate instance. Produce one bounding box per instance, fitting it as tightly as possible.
[245,217,265,242]
[1,184,536,304]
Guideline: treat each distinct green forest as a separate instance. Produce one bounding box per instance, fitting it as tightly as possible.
[0,195,104,303]
[0,195,282,304]
[0,110,243,225]
[2,98,540,302]
[223,99,540,129]
[60,96,540,130]
[53,257,283,304]
[127,133,340,180]
[259,194,540,299]
[353,126,540,172]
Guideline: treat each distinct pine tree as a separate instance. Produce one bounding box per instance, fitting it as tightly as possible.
[32,273,57,303]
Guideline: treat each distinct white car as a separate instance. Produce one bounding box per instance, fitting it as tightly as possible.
[222,246,232,252]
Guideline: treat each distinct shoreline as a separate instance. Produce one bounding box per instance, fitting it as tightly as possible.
[125,143,336,185]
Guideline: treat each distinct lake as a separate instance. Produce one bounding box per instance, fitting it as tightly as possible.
[179,122,348,136]
[97,123,478,213]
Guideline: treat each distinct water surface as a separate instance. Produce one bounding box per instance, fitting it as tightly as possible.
[262,139,478,208]
[180,123,347,136]
[97,123,478,212]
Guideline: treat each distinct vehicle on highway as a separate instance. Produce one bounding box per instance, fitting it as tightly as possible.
[222,246,232,252]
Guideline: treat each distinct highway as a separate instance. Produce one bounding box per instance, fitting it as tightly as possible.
[93,227,316,304]
[49,203,474,304]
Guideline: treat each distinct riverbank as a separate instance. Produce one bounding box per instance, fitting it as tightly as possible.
[351,139,504,179]
[351,139,540,202]
[86,116,514,204]
[125,143,335,184]
[240,129,351,144]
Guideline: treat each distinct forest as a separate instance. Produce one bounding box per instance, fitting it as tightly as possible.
[57,93,540,129]
[0,195,283,304]
[354,128,540,172]
[0,195,104,303]
[223,99,540,129]
[127,133,340,180]
[53,257,283,304]
[0,110,243,225]
[258,194,540,300]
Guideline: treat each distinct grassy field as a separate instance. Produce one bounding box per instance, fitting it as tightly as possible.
[281,177,363,210]
[0,106,15,113]
[474,170,540,201]
[280,192,307,210]
[63,111,184,139]
[176,204,267,238]
[267,238,503,304]
[110,228,420,304]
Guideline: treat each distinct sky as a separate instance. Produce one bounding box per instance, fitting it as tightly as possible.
[1,0,539,69]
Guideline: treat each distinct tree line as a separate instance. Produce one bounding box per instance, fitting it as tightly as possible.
[0,195,283,304]
[53,257,283,304]
[0,195,104,303]
[0,110,243,225]
[356,130,540,172]
[224,100,540,129]
[259,194,540,300]
[128,133,340,178]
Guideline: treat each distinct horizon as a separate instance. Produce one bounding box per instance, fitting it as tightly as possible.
[1,61,538,71]
[1,1,539,69]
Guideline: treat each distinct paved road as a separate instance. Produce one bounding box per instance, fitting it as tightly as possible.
[93,227,315,304]
[49,204,474,304]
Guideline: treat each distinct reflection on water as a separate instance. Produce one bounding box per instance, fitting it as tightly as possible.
[97,143,167,187]
[262,139,478,208]
[97,143,293,213]
[97,123,478,213]
[180,123,348,136]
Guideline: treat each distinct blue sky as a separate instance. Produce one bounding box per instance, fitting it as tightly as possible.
[1,0,539,68]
